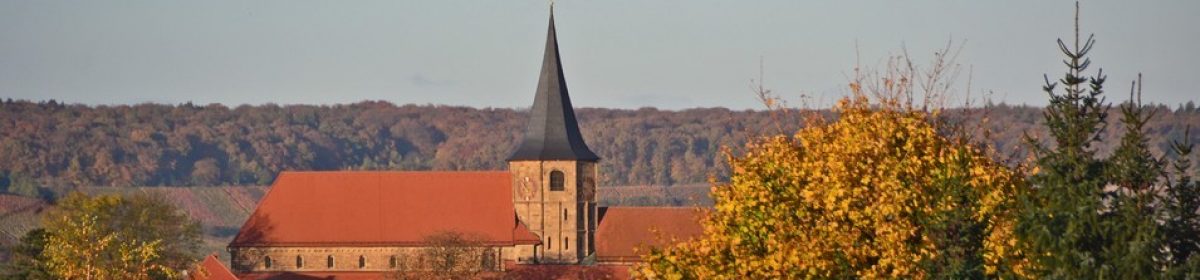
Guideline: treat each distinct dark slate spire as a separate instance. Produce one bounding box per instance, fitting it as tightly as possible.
[507,9,599,162]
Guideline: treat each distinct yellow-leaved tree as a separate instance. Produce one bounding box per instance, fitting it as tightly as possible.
[636,60,1027,279]
[41,192,201,280]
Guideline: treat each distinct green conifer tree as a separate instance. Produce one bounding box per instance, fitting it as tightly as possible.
[1103,75,1165,278]
[0,229,53,280]
[1016,2,1111,278]
[1018,4,1199,278]
[1164,128,1200,278]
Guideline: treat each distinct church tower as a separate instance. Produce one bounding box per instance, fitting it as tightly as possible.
[508,9,599,264]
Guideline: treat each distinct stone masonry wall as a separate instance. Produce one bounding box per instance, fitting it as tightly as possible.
[228,245,508,273]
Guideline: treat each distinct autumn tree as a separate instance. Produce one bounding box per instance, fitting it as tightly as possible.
[388,231,491,280]
[40,192,202,280]
[636,53,1026,278]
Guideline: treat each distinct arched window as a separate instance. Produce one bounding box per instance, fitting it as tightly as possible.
[327,255,334,268]
[296,256,303,268]
[358,255,366,269]
[549,171,565,191]
[264,256,272,269]
[389,255,397,268]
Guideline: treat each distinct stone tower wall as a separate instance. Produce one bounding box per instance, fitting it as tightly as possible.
[510,160,597,263]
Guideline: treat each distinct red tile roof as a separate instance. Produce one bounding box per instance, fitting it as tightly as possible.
[512,220,542,244]
[189,254,237,280]
[594,207,705,263]
[231,171,538,247]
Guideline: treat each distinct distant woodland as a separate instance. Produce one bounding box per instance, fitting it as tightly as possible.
[0,99,1198,189]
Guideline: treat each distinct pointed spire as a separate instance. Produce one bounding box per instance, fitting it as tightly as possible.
[508,9,599,162]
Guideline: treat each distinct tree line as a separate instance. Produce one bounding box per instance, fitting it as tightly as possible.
[0,98,1196,194]
[0,101,800,190]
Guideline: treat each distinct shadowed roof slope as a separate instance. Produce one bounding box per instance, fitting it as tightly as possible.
[595,207,705,262]
[230,171,539,246]
[507,10,599,162]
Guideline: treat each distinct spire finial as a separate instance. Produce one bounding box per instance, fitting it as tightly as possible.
[549,0,555,13]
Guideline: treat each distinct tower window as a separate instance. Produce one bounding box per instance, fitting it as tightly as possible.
[358,256,366,268]
[565,237,569,250]
[389,255,397,268]
[547,237,552,249]
[550,171,565,191]
[264,256,272,269]
[296,256,303,268]
[563,208,567,221]
[327,255,334,268]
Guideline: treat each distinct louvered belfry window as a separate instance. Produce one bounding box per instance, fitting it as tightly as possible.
[550,171,565,191]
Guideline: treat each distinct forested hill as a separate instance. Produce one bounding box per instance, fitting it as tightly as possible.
[1,99,1198,189]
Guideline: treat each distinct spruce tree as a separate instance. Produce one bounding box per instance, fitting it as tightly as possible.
[1017,3,1200,278]
[1016,2,1110,278]
[1104,75,1165,278]
[1164,128,1200,278]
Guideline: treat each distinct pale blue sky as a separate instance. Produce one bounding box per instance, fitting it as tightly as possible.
[0,1,1196,110]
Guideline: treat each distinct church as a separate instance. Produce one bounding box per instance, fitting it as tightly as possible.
[216,10,703,279]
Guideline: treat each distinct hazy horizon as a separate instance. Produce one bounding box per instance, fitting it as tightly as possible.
[5,97,1196,112]
[2,1,1197,110]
